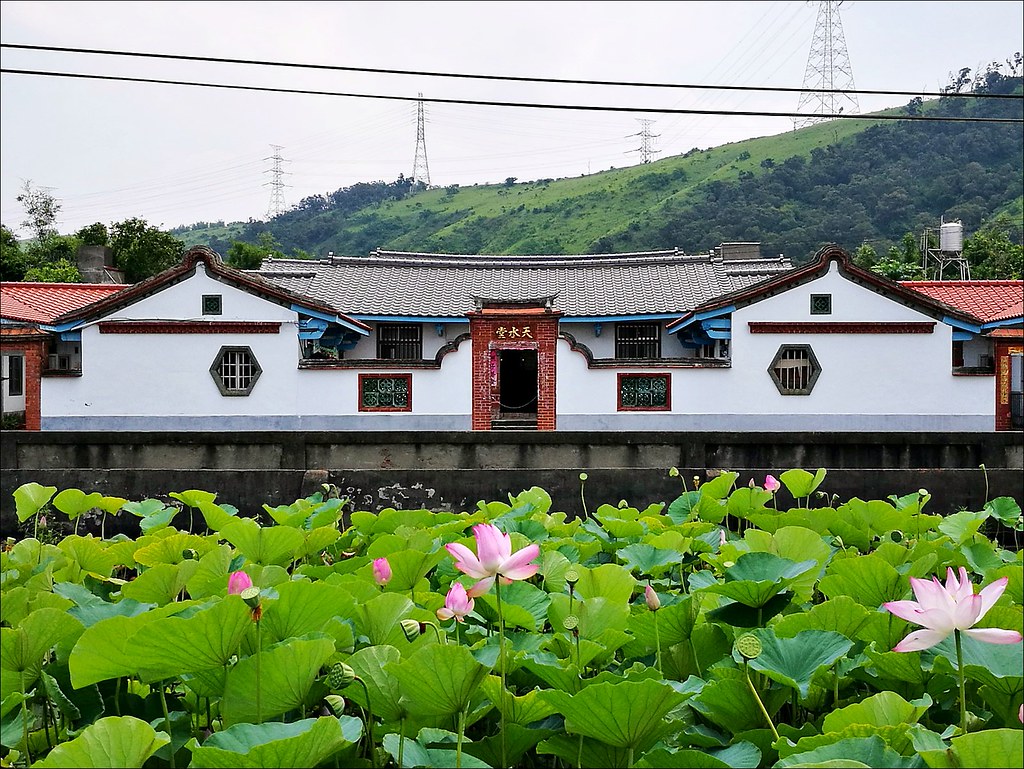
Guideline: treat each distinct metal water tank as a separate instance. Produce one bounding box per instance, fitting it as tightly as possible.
[940,220,963,252]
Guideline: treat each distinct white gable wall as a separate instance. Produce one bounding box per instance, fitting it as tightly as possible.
[556,263,993,430]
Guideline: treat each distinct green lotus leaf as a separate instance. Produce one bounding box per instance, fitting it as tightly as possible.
[132,532,212,567]
[197,499,238,531]
[263,501,312,528]
[943,728,1024,768]
[862,647,929,686]
[572,563,636,603]
[937,509,989,545]
[548,594,630,642]
[69,610,175,688]
[667,491,701,524]
[355,591,415,647]
[743,527,831,602]
[823,691,931,733]
[54,581,153,625]
[186,716,356,768]
[727,487,774,521]
[617,543,680,576]
[169,489,218,510]
[298,526,340,559]
[389,642,488,718]
[775,735,913,769]
[521,650,586,694]
[598,516,645,539]
[0,609,83,693]
[184,544,235,600]
[748,629,853,699]
[56,536,118,581]
[221,636,336,726]
[259,579,355,645]
[480,676,557,725]
[779,468,827,500]
[461,722,557,768]
[382,731,493,769]
[476,580,550,631]
[138,507,179,534]
[121,499,171,518]
[0,585,72,628]
[985,496,1022,528]
[772,595,875,641]
[537,732,633,769]
[119,561,200,606]
[52,489,104,521]
[343,644,406,722]
[817,554,905,608]
[835,499,915,541]
[131,596,254,682]
[699,472,739,500]
[636,747,730,768]
[32,715,169,768]
[701,553,817,608]
[13,482,57,522]
[541,678,686,751]
[928,633,1024,696]
[219,517,306,567]
[625,594,699,654]
[372,547,446,593]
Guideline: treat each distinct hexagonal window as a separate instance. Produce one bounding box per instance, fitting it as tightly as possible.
[210,346,262,396]
[768,344,821,395]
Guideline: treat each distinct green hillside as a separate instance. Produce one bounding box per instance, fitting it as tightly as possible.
[178,79,1023,265]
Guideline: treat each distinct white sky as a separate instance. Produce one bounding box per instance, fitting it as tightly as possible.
[1,0,1022,238]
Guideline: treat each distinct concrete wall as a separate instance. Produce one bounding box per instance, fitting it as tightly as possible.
[2,430,1021,537]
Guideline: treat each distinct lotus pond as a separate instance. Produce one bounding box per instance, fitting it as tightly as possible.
[1,469,1022,769]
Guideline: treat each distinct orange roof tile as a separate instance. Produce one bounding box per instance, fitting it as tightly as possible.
[900,281,1023,324]
[0,282,127,324]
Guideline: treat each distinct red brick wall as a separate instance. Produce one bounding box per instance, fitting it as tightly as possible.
[994,341,1022,431]
[468,310,560,431]
[0,336,46,431]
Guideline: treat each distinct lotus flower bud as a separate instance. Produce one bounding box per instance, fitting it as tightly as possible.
[400,619,422,642]
[645,584,661,612]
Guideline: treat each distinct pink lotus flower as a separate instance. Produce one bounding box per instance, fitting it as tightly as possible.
[445,523,539,597]
[228,570,253,595]
[372,557,392,586]
[764,475,780,493]
[884,566,1023,652]
[437,582,475,622]
[645,584,661,612]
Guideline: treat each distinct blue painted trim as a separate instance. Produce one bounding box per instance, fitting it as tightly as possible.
[981,318,1024,331]
[701,318,731,330]
[942,315,982,334]
[293,304,369,335]
[667,305,735,334]
[705,328,731,340]
[952,330,974,342]
[59,330,82,341]
[561,314,681,322]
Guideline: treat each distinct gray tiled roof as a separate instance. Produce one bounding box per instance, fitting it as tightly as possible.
[253,248,792,318]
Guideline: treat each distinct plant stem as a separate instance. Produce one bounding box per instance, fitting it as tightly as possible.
[456,705,466,769]
[20,671,31,766]
[652,611,662,676]
[356,677,376,768]
[399,718,405,769]
[495,578,508,769]
[158,680,176,769]
[955,629,968,733]
[255,619,263,725]
[744,661,780,742]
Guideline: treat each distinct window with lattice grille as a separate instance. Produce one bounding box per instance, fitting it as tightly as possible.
[377,324,422,359]
[359,374,412,411]
[210,346,262,396]
[615,322,661,358]
[768,344,821,395]
[810,294,832,315]
[618,373,671,411]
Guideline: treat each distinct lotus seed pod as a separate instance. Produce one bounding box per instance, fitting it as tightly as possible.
[239,586,261,609]
[562,615,579,631]
[669,467,679,477]
[400,619,422,642]
[564,568,579,585]
[579,472,588,481]
[182,548,198,560]
[735,633,762,660]
[327,662,356,689]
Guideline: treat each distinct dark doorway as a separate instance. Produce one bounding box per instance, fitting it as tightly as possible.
[497,349,538,415]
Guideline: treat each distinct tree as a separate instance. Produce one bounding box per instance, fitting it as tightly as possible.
[110,218,184,282]
[226,232,285,270]
[0,225,28,281]
[963,230,1023,279]
[76,222,109,246]
[16,181,61,242]
[23,258,81,283]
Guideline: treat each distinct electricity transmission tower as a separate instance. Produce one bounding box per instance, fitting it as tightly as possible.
[794,1,860,129]
[411,93,431,187]
[628,119,661,164]
[263,145,290,218]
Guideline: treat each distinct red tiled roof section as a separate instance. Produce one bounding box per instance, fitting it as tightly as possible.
[0,282,127,324]
[900,281,1023,323]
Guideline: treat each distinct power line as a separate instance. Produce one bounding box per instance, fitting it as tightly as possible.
[1,68,1020,124]
[1,42,1021,100]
